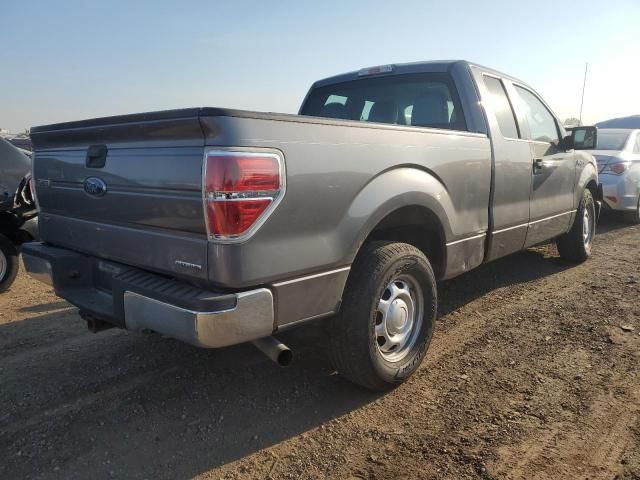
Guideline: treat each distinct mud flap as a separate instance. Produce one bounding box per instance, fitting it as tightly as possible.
[595,184,604,222]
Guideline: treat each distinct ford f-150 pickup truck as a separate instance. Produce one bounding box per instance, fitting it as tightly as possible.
[23,60,600,390]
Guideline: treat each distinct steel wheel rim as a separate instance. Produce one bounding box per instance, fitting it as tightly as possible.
[0,248,6,281]
[374,274,424,362]
[583,205,593,248]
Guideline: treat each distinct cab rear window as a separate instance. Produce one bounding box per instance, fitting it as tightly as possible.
[300,73,467,132]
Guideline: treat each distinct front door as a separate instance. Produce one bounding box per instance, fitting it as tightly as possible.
[513,85,576,247]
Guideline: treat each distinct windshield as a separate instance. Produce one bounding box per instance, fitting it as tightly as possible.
[300,73,467,132]
[596,132,629,150]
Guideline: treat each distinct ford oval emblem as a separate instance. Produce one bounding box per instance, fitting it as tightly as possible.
[83,177,107,197]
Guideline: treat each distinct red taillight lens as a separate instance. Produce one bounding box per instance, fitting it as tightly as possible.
[206,156,280,192]
[207,199,272,236]
[609,163,627,175]
[204,152,283,240]
[602,162,629,175]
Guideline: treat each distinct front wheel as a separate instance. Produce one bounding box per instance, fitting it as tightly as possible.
[0,235,19,293]
[556,188,596,262]
[327,242,437,391]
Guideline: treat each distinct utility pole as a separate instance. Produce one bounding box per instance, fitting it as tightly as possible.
[579,62,589,124]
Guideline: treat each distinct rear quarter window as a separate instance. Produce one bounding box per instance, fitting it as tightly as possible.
[482,76,520,139]
[301,73,468,132]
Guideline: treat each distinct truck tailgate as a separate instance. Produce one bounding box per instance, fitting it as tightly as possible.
[31,109,209,283]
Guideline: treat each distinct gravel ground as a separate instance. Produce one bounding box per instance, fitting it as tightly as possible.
[0,215,639,479]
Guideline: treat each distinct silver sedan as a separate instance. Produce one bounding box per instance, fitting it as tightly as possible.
[594,129,640,223]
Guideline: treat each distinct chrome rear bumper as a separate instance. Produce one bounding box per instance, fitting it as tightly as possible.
[22,243,275,348]
[123,289,274,348]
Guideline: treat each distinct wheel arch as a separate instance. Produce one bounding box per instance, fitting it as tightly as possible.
[360,205,447,279]
[340,167,453,280]
[575,160,599,208]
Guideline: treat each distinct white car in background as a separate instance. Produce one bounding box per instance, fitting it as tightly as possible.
[592,129,640,223]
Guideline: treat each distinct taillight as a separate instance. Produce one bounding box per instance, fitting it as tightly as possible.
[602,162,629,175]
[203,150,284,241]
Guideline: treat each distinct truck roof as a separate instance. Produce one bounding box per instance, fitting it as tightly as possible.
[31,60,532,135]
[312,60,529,90]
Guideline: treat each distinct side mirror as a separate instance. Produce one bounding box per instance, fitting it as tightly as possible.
[570,126,597,150]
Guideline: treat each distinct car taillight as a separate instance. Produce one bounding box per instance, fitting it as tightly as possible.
[203,151,284,241]
[602,162,629,175]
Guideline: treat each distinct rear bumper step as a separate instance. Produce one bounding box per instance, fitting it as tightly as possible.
[22,243,275,348]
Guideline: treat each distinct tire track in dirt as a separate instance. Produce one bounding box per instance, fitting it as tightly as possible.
[1,219,639,480]
[209,223,640,479]
[491,383,640,480]
[485,223,640,480]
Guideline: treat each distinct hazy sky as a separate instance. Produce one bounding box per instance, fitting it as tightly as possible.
[1,0,639,132]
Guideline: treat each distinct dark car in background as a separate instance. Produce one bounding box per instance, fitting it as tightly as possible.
[596,115,640,129]
[0,137,37,291]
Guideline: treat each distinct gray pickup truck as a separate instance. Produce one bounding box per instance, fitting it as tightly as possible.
[23,60,600,390]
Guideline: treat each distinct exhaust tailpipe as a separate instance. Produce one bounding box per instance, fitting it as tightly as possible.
[252,336,292,367]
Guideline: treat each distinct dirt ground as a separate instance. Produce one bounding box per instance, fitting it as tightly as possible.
[1,215,639,480]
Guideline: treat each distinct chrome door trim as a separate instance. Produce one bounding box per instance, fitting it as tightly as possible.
[272,266,351,287]
[528,210,576,225]
[492,222,528,235]
[491,210,576,236]
[446,232,487,247]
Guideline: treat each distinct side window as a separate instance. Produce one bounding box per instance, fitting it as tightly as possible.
[634,133,640,154]
[483,76,520,138]
[514,86,559,143]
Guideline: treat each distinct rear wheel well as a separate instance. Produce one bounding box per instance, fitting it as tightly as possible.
[364,206,446,279]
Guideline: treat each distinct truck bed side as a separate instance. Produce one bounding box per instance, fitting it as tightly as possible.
[31,109,491,327]
[199,113,491,287]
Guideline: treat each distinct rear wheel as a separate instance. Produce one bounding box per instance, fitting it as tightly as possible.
[556,188,595,262]
[0,235,19,293]
[328,241,437,391]
[623,196,640,224]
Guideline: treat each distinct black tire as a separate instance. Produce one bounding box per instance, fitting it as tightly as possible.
[623,196,640,225]
[556,189,596,262]
[328,241,437,391]
[0,235,19,293]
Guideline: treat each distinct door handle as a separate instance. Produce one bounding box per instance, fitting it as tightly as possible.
[533,158,544,174]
